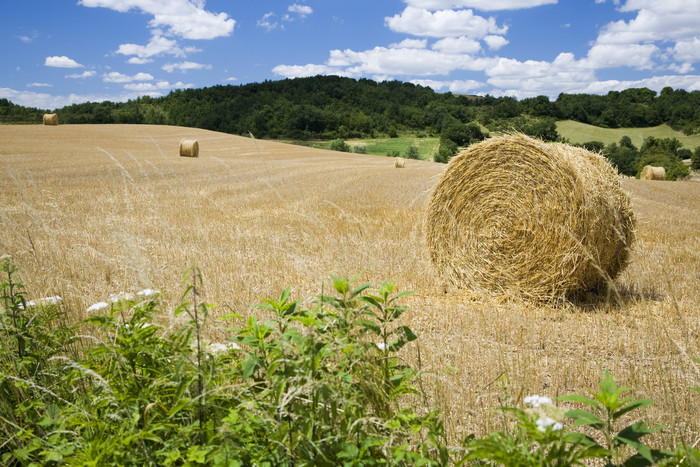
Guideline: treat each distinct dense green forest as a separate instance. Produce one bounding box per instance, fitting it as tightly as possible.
[3,75,700,177]
[4,76,700,139]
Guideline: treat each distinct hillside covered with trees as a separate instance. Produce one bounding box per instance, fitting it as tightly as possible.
[3,76,700,178]
[4,76,700,140]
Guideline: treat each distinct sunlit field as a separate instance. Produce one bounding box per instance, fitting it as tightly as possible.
[1,124,698,446]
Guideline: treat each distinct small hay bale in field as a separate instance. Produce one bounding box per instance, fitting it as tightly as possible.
[640,165,665,180]
[179,139,199,158]
[395,157,406,168]
[43,113,58,125]
[425,133,636,301]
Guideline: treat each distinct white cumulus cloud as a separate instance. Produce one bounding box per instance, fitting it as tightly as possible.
[116,33,200,60]
[432,36,481,54]
[389,38,428,49]
[44,56,83,68]
[483,35,508,50]
[386,7,507,38]
[78,0,235,40]
[288,4,313,17]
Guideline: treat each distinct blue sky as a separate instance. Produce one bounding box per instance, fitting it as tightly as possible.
[2,0,700,110]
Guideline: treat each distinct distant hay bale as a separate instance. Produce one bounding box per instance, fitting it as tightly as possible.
[43,113,58,126]
[394,157,406,168]
[425,133,636,301]
[179,139,199,158]
[640,165,665,180]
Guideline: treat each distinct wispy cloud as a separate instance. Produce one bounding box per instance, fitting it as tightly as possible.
[66,70,97,79]
[257,12,280,31]
[162,61,212,73]
[15,32,38,43]
[103,72,154,83]
[27,83,53,88]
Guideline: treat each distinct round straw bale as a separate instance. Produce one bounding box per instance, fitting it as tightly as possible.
[640,165,665,180]
[395,157,406,168]
[179,139,199,158]
[43,113,58,125]
[425,134,635,301]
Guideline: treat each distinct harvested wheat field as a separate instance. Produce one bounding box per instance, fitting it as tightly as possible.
[1,124,699,446]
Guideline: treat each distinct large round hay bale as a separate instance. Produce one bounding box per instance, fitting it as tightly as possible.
[179,139,199,158]
[640,165,665,180]
[394,157,406,168]
[425,134,635,301]
[43,113,58,125]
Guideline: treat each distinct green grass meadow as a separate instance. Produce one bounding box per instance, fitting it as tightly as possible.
[557,120,700,149]
[295,136,440,160]
[351,136,440,159]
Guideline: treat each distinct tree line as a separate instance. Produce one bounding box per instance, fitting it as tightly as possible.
[4,76,700,139]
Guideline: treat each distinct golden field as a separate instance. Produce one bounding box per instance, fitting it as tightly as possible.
[1,124,699,446]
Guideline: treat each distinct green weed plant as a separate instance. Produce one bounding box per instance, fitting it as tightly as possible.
[1,257,698,466]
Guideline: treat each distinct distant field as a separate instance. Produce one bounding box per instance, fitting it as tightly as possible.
[350,136,440,159]
[1,124,699,445]
[557,120,700,149]
[293,136,440,160]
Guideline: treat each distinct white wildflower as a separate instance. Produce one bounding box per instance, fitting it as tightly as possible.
[137,288,159,298]
[41,295,62,304]
[376,342,387,350]
[205,341,241,355]
[536,416,563,432]
[524,395,552,408]
[109,292,135,303]
[206,342,228,355]
[87,301,109,312]
[19,295,61,309]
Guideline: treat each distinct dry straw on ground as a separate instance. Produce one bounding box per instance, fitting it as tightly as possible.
[641,165,666,180]
[43,113,58,126]
[395,157,406,168]
[1,124,698,445]
[426,133,636,301]
[179,139,199,157]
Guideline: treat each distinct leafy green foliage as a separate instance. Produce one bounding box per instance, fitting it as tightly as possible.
[0,263,448,465]
[435,137,459,163]
[1,257,698,465]
[559,370,671,466]
[605,138,640,176]
[486,115,559,141]
[329,138,351,152]
[405,145,421,159]
[692,147,700,170]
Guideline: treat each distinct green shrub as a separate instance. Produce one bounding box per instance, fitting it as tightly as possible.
[329,138,351,152]
[434,138,459,163]
[405,145,420,159]
[692,147,700,170]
